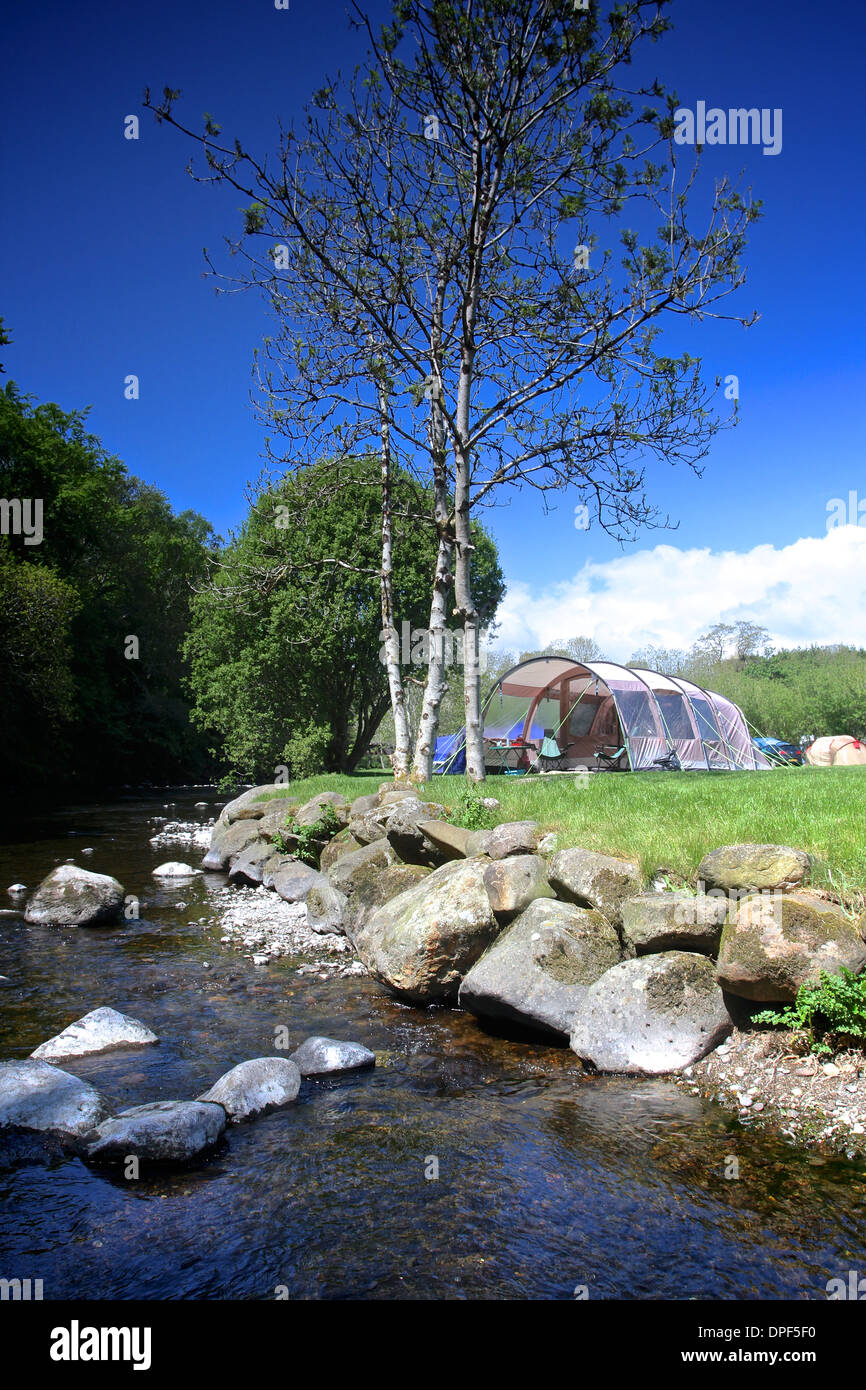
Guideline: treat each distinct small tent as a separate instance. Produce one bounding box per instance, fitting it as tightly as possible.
[473,656,769,772]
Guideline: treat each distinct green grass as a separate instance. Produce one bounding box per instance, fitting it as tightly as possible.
[240,765,866,909]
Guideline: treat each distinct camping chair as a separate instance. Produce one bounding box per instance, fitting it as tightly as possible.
[594,742,628,772]
[533,729,565,773]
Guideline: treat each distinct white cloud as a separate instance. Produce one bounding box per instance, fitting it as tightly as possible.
[492,526,866,661]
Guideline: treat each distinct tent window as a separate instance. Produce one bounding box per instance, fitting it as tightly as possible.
[568,702,598,737]
[655,693,694,740]
[690,697,721,742]
[616,691,657,737]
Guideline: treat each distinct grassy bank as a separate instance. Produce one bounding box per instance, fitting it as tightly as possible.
[256,765,866,909]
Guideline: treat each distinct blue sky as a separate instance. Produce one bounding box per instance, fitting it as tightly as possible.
[2,0,864,658]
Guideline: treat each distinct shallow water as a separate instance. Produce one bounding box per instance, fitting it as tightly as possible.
[1,793,865,1300]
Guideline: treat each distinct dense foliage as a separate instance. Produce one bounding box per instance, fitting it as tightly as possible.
[184,457,504,780]
[0,380,214,793]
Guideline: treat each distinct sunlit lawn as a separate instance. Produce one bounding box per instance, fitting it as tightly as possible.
[263,764,866,908]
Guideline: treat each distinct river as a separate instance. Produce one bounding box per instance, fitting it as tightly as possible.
[1,791,864,1300]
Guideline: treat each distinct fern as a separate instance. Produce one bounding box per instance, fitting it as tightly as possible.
[754,968,866,1056]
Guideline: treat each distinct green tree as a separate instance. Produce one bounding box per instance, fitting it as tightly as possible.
[184,456,503,777]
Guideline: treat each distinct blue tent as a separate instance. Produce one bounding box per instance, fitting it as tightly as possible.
[432,732,466,774]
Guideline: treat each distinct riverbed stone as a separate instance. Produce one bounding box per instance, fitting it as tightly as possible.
[261,852,300,891]
[319,829,365,873]
[548,847,641,928]
[384,799,448,864]
[234,796,299,822]
[0,1060,110,1137]
[327,841,429,938]
[288,1036,376,1076]
[152,861,202,879]
[83,1100,226,1163]
[31,1007,158,1063]
[272,861,321,903]
[228,839,277,886]
[202,819,262,871]
[354,857,499,1003]
[483,855,555,921]
[305,877,350,934]
[417,821,478,861]
[459,898,621,1037]
[483,821,544,860]
[220,784,290,825]
[198,1057,301,1121]
[621,893,729,957]
[24,865,125,927]
[569,952,734,1074]
[715,890,866,1002]
[698,844,812,894]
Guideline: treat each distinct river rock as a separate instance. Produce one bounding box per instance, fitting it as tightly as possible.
[698,844,811,893]
[327,841,429,938]
[348,809,390,845]
[24,865,125,927]
[354,857,499,1003]
[349,793,381,818]
[384,799,448,864]
[482,821,544,860]
[31,1007,158,1062]
[83,1100,226,1163]
[219,784,291,824]
[202,819,262,871]
[548,848,641,927]
[258,804,301,837]
[459,898,621,1037]
[569,952,734,1074]
[234,796,299,822]
[261,852,299,890]
[294,796,349,829]
[621,892,729,957]
[152,861,202,878]
[320,829,365,872]
[483,855,555,921]
[305,877,350,934]
[228,839,277,885]
[715,890,866,1001]
[288,1036,376,1076]
[272,861,321,903]
[0,1060,110,1137]
[198,1057,301,1121]
[417,821,479,861]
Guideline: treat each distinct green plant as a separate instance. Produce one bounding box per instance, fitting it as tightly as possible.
[272,804,342,866]
[217,771,242,796]
[754,968,866,1056]
[446,787,495,832]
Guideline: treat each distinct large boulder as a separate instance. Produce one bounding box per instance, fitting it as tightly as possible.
[621,893,728,957]
[202,819,261,871]
[354,857,499,1003]
[257,803,302,837]
[293,795,349,830]
[458,898,621,1037]
[349,793,381,819]
[288,1036,376,1076]
[548,848,641,928]
[198,1057,301,1121]
[83,1100,226,1164]
[152,862,202,879]
[698,844,811,893]
[327,841,429,939]
[417,820,479,861]
[483,855,554,921]
[715,890,866,1001]
[261,852,298,890]
[320,829,365,872]
[305,877,350,935]
[0,1059,110,1137]
[228,838,278,886]
[24,865,125,927]
[219,784,293,825]
[384,799,447,864]
[272,861,321,903]
[347,809,390,845]
[569,953,733,1074]
[31,1007,158,1063]
[481,821,543,860]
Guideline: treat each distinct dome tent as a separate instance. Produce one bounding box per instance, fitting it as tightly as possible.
[476,656,770,773]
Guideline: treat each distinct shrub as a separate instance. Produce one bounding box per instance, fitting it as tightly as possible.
[272,804,342,867]
[445,787,496,832]
[754,968,866,1055]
